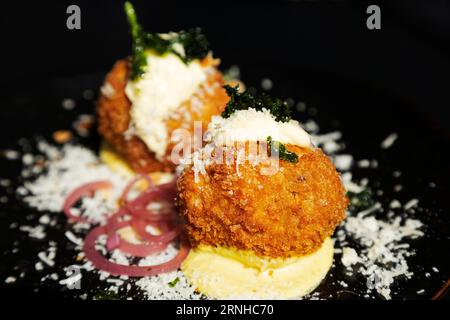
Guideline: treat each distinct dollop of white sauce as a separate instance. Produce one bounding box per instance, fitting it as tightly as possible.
[125,51,206,160]
[207,108,311,147]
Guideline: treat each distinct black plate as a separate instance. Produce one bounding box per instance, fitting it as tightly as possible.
[0,62,449,299]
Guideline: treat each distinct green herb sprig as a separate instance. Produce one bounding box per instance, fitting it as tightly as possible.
[168,277,180,287]
[222,85,292,122]
[94,290,120,300]
[124,1,147,80]
[347,189,374,209]
[124,2,209,80]
[267,136,298,163]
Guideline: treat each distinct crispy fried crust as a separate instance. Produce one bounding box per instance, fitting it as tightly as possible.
[97,58,229,173]
[176,146,348,258]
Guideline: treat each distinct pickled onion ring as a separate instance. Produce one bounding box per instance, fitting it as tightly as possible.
[65,175,189,277]
[120,174,154,204]
[83,225,190,277]
[131,218,182,243]
[124,179,177,222]
[106,220,169,257]
[63,180,112,223]
[127,180,177,211]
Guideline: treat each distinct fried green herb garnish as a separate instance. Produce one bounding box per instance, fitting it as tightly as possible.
[267,136,298,163]
[347,188,374,209]
[174,30,209,63]
[222,85,292,122]
[94,290,120,300]
[124,2,209,80]
[168,277,180,287]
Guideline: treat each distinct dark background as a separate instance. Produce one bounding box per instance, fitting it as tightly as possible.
[1,0,450,133]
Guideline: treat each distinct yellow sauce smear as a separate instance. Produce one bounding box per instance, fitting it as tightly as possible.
[182,238,334,299]
[99,141,173,184]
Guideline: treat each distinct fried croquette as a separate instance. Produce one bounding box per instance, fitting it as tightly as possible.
[176,145,348,259]
[97,58,229,173]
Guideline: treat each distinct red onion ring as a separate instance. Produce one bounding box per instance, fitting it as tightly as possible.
[66,175,189,277]
[106,220,169,257]
[105,207,129,250]
[104,207,175,256]
[120,174,154,204]
[83,225,190,277]
[124,179,177,222]
[127,206,175,222]
[131,218,182,243]
[63,181,113,223]
[127,179,177,211]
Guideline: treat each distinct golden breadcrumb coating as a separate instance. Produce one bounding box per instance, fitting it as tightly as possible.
[97,57,229,173]
[176,145,348,258]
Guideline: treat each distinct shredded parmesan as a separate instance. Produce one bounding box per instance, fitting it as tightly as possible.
[381,133,398,149]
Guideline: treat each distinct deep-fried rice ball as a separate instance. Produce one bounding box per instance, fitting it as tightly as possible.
[176,145,348,258]
[97,58,229,173]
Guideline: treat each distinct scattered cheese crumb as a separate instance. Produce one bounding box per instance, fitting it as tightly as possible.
[333,154,353,171]
[381,133,398,149]
[261,78,273,91]
[5,276,16,284]
[62,98,76,110]
[389,200,401,209]
[404,199,419,211]
[341,247,359,267]
[3,149,20,160]
[357,159,371,168]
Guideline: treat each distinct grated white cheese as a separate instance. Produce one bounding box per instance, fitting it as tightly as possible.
[59,273,82,287]
[5,276,17,284]
[381,133,398,149]
[35,262,44,271]
[342,206,424,299]
[207,108,311,148]
[261,78,273,91]
[404,199,419,211]
[357,159,370,168]
[341,247,360,267]
[333,154,353,171]
[100,82,115,99]
[38,251,55,267]
[311,131,342,146]
[303,119,320,134]
[389,200,402,209]
[3,149,20,160]
[19,225,46,239]
[61,98,76,110]
[126,51,206,160]
[21,141,128,223]
[65,231,84,247]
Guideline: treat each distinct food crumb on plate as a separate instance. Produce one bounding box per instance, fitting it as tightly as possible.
[381,133,398,149]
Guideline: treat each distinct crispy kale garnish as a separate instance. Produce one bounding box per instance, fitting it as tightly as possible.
[168,277,180,287]
[94,290,120,300]
[124,2,209,80]
[347,188,374,209]
[222,85,292,122]
[175,29,209,64]
[267,136,298,163]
